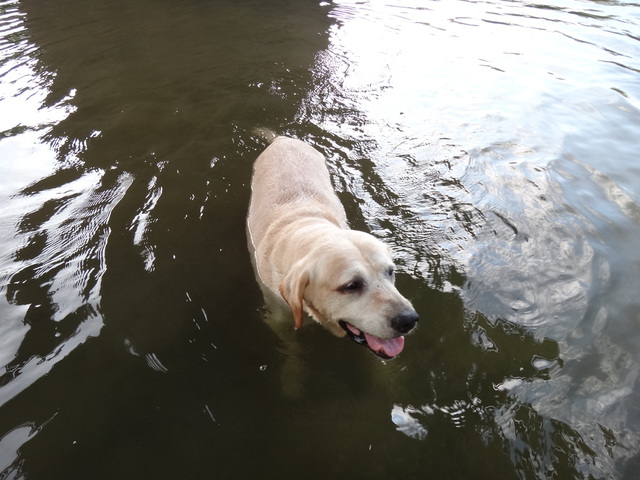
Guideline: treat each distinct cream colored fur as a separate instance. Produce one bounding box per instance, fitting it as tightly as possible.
[247,133,417,341]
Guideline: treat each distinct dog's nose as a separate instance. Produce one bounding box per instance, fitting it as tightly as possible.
[391,310,419,334]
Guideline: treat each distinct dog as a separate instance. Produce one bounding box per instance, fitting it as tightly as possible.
[247,129,418,361]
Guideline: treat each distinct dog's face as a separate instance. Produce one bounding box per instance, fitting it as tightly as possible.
[279,230,418,358]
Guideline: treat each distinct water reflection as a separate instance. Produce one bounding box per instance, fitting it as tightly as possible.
[1,0,640,478]
[300,0,640,477]
[0,0,107,408]
[381,297,637,478]
[1,167,130,404]
[1,0,333,476]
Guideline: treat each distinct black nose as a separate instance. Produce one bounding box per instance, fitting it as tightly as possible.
[391,310,419,334]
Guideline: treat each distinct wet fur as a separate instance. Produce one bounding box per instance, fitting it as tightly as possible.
[247,131,418,395]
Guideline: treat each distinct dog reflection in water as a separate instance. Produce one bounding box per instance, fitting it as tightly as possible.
[247,129,418,396]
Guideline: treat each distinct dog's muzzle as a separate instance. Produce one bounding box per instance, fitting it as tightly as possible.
[339,311,418,359]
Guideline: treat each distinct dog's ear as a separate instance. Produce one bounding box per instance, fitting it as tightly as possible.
[279,261,309,330]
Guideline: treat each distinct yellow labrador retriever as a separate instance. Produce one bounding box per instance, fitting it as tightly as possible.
[247,130,418,359]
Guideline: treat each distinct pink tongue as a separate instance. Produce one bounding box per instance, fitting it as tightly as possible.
[365,333,405,358]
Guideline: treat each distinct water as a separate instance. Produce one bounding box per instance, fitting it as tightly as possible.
[1,0,639,478]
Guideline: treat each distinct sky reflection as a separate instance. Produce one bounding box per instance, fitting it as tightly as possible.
[301,0,640,477]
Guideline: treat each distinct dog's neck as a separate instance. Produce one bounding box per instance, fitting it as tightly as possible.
[304,301,347,338]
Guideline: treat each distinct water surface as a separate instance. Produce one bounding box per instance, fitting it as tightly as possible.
[1,0,639,478]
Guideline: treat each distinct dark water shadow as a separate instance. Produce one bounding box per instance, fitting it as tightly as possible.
[0,0,333,477]
[2,0,331,381]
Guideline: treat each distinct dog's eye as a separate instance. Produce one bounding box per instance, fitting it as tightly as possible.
[338,279,364,293]
[387,267,395,278]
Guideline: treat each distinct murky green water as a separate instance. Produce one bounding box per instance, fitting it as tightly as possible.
[1,0,639,478]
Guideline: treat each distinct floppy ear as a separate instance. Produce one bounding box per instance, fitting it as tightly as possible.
[279,261,309,330]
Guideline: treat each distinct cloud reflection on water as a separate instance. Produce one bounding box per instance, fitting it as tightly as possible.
[301,0,640,477]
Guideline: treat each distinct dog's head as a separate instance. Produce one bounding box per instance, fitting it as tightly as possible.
[279,230,418,358]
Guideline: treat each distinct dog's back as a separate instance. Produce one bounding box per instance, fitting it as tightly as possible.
[248,134,348,247]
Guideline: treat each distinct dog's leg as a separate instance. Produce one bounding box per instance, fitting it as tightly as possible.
[248,225,308,399]
[261,302,308,399]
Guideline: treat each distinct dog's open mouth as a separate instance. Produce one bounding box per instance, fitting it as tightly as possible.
[339,321,405,359]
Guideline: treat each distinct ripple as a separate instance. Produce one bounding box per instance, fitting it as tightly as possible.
[130,175,162,272]
[300,1,640,476]
[0,168,132,406]
[0,0,639,477]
